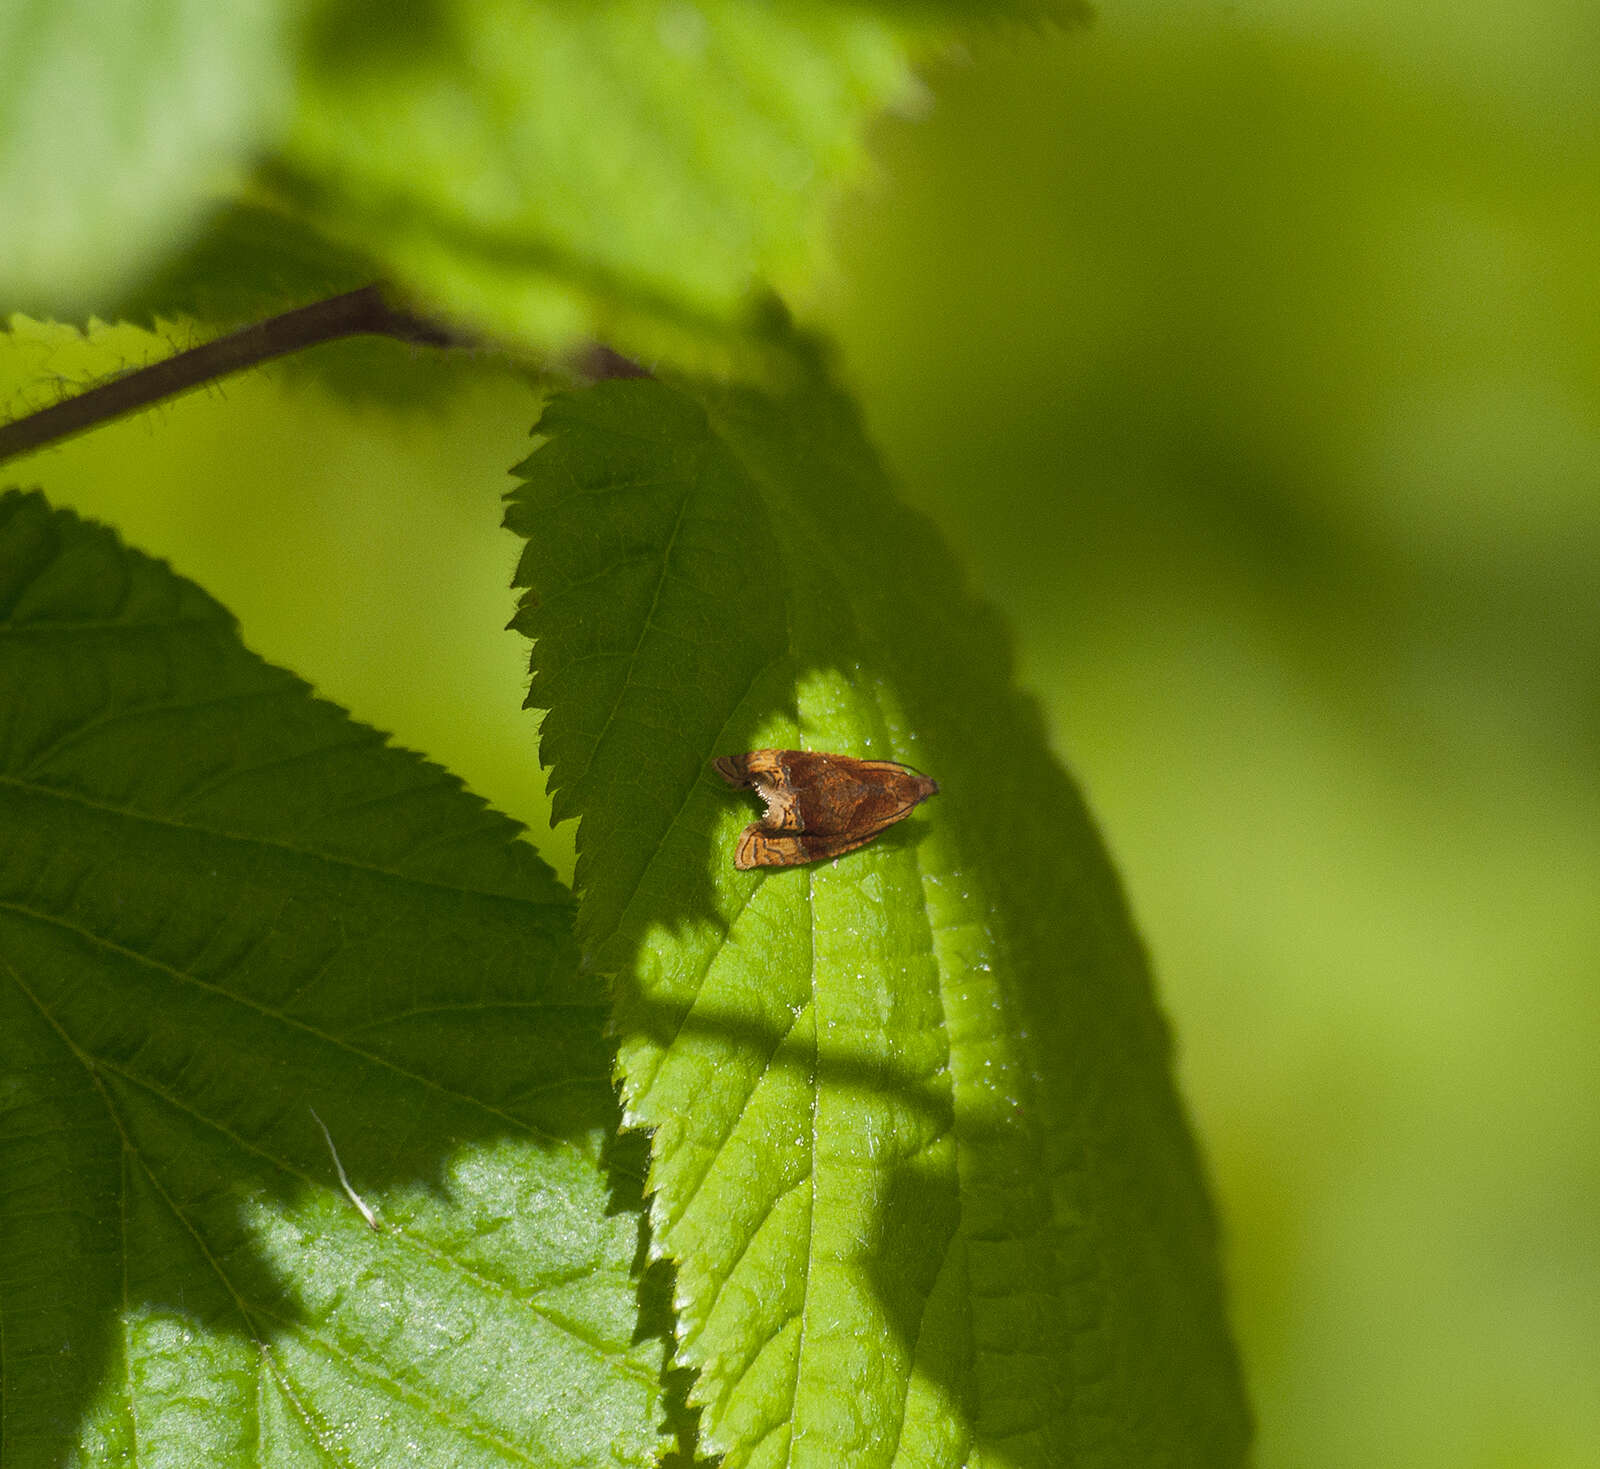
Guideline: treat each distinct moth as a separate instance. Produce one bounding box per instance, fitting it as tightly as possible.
[713,748,939,870]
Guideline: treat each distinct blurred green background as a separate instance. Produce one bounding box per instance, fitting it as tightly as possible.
[4,3,1598,1465]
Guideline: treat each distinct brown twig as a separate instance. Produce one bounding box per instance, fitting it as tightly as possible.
[0,285,463,466]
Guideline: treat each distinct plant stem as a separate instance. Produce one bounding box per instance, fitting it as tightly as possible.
[0,285,462,466]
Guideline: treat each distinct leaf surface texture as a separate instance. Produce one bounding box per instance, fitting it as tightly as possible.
[507,362,1251,1466]
[0,490,665,1467]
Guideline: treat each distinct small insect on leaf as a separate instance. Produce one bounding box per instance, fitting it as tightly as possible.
[712,749,939,870]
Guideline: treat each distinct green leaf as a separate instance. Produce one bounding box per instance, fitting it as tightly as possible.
[506,359,1251,1463]
[103,202,521,411]
[3,2,1077,361]
[107,203,380,333]
[0,1,293,318]
[277,0,923,363]
[0,491,666,1467]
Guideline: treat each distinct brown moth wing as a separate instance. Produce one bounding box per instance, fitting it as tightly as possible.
[718,749,937,835]
[734,825,800,870]
[714,750,802,831]
[719,748,940,869]
[733,824,889,871]
[829,756,938,830]
[775,751,937,835]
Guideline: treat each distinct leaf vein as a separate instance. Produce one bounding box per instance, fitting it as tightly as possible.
[16,684,294,777]
[779,867,821,1469]
[0,894,573,1149]
[561,462,697,804]
[0,773,564,908]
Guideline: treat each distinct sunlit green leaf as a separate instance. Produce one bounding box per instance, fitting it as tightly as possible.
[506,355,1250,1465]
[3,1,1075,365]
[278,0,923,364]
[108,203,378,332]
[0,1,292,317]
[0,490,666,1467]
[105,202,521,411]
